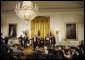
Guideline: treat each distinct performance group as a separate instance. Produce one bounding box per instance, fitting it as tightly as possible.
[18,34,56,50]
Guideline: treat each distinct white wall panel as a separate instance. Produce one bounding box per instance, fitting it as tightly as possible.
[1,8,84,46]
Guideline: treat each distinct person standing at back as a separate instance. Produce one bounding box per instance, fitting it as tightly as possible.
[51,35,56,48]
[37,36,41,47]
[19,35,24,46]
[45,34,50,49]
[40,38,44,47]
[24,35,28,49]
[4,36,9,45]
[31,35,37,50]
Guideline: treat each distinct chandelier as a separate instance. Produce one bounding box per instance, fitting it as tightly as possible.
[15,1,39,21]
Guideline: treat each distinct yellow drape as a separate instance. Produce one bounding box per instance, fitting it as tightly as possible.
[31,16,50,39]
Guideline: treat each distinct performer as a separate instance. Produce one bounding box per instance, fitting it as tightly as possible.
[24,35,28,49]
[45,34,50,49]
[4,36,10,45]
[31,35,37,50]
[19,35,23,46]
[37,36,41,47]
[51,35,56,48]
[18,37,21,45]
[40,38,44,47]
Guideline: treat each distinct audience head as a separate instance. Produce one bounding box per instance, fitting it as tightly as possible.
[35,46,39,50]
[44,46,47,50]
[81,40,84,44]
[72,48,76,53]
[81,48,84,54]
[51,46,54,49]
[20,35,22,37]
[14,45,18,48]
[5,36,7,38]
[58,47,61,50]
[65,46,69,49]
[76,46,80,50]
[65,50,70,55]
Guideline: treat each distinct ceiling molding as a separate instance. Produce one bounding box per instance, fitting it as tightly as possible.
[40,7,84,9]
[1,7,84,12]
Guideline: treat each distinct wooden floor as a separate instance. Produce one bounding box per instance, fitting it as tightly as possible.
[10,46,44,59]
[21,46,34,59]
[10,45,60,59]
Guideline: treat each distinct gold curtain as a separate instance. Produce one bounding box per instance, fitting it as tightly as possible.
[31,16,50,39]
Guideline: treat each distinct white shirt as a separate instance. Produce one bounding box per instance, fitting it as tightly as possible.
[34,37,36,42]
[46,37,49,40]
[44,50,48,54]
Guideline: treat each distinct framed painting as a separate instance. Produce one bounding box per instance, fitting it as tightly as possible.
[65,23,78,40]
[8,24,17,39]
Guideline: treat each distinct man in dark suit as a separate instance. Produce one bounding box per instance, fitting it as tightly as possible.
[45,34,50,48]
[51,35,56,48]
[24,35,28,49]
[31,35,37,50]
[4,36,9,45]
[19,35,23,46]
[40,38,44,47]
[79,40,84,50]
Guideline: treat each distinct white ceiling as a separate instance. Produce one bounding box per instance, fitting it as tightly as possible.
[1,1,84,12]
